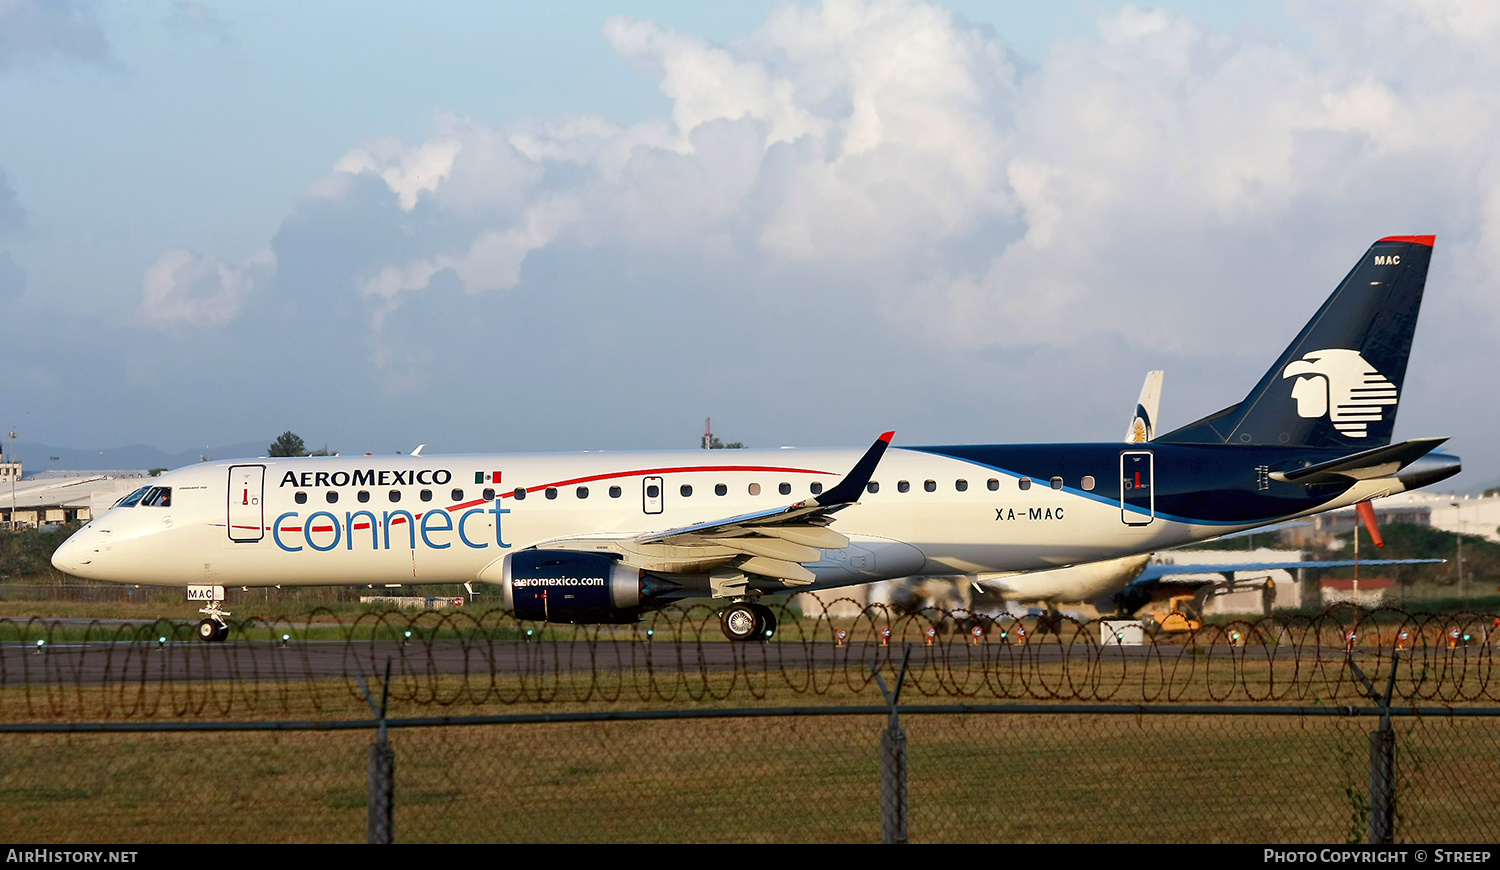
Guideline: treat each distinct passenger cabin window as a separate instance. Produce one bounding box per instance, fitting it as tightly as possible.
[1050,476,1063,490]
[483,488,495,500]
[358,491,370,503]
[420,489,433,502]
[681,484,693,497]
[545,487,558,500]
[1081,476,1096,491]
[987,479,999,491]
[924,480,936,492]
[576,486,589,499]
[325,491,338,504]
[866,481,879,494]
[779,483,791,495]
[141,487,171,507]
[897,481,910,493]
[1019,478,1031,491]
[451,489,464,501]
[389,490,402,503]
[609,486,621,498]
[295,492,308,505]
[715,484,727,496]
[117,486,150,508]
[810,482,823,495]
[749,483,761,496]
[646,484,660,498]
[955,479,968,492]
[513,488,526,501]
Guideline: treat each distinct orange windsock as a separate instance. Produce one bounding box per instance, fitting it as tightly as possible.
[1356,501,1384,548]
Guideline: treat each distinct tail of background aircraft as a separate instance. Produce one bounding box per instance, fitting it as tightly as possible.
[1125,371,1164,443]
[1156,236,1434,449]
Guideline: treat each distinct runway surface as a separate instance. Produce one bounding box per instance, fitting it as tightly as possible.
[0,636,1165,684]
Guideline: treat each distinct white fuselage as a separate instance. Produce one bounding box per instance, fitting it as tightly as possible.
[51,444,1398,601]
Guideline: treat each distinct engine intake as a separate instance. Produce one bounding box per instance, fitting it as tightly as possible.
[500,550,644,623]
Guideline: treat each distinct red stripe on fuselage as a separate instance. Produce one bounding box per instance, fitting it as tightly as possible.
[262,463,835,532]
[508,464,834,495]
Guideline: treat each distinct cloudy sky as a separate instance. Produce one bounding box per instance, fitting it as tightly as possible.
[1,0,1497,490]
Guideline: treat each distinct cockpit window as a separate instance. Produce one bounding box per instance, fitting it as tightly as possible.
[116,486,151,508]
[141,486,172,507]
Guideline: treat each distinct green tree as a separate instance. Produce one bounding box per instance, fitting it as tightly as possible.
[269,431,307,457]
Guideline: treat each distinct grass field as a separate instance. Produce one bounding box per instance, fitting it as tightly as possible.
[0,708,1494,843]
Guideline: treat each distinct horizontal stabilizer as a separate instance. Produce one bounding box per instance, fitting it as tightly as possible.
[1271,437,1447,484]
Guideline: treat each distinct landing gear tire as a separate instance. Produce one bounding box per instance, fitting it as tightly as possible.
[720,604,763,642]
[197,619,228,643]
[751,603,777,640]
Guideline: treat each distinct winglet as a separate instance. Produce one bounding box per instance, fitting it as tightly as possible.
[807,431,894,507]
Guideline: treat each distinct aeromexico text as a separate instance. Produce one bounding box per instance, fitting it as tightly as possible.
[279,468,456,488]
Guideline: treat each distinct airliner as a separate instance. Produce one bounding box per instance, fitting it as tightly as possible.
[52,236,1460,641]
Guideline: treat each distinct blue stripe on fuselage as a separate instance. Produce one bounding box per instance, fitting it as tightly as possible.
[907,444,1356,526]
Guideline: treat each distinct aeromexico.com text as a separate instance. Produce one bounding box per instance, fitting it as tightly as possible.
[279,469,454,488]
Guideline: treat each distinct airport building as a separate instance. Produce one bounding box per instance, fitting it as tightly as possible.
[1281,490,1500,548]
[0,459,156,529]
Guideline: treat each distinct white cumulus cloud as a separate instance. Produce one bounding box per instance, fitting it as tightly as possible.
[139,249,275,329]
[139,0,1500,485]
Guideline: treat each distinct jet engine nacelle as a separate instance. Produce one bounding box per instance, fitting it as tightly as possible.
[500,550,644,624]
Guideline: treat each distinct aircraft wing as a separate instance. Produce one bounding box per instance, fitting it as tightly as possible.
[532,432,894,585]
[1131,558,1445,586]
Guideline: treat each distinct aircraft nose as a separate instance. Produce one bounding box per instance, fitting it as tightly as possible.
[51,530,97,578]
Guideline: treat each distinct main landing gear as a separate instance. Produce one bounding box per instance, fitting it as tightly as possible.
[719,601,777,642]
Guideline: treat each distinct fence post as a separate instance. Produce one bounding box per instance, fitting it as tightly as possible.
[873,646,912,844]
[1368,728,1395,844]
[1348,650,1399,844]
[1369,649,1400,844]
[357,658,395,844]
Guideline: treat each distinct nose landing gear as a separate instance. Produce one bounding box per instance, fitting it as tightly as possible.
[196,617,229,642]
[189,585,231,642]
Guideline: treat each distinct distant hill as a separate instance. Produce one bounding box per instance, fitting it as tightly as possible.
[5,440,270,474]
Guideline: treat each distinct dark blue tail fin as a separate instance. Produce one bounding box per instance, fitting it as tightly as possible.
[1157,236,1434,449]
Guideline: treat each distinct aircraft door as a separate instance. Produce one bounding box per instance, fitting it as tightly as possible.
[642,476,664,515]
[228,465,265,542]
[1119,450,1154,526]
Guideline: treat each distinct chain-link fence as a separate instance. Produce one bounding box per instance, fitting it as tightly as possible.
[0,603,1495,843]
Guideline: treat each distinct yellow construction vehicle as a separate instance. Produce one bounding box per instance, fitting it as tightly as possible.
[1138,575,1274,634]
